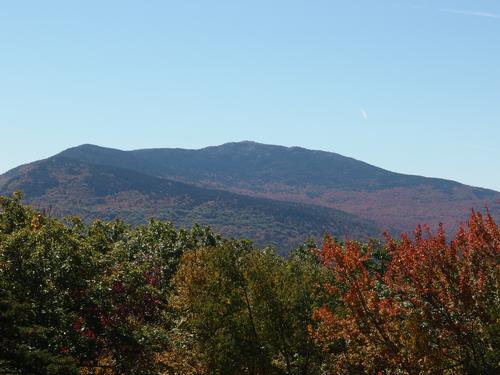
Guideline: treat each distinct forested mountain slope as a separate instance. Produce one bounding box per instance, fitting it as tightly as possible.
[55,141,500,232]
[0,155,382,253]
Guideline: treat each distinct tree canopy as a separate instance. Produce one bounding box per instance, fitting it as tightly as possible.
[0,193,498,374]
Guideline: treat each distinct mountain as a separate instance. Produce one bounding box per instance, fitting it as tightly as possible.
[55,141,500,232]
[0,155,382,254]
[1,142,498,250]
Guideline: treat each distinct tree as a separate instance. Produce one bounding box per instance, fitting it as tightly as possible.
[0,194,79,374]
[84,220,219,374]
[168,241,330,374]
[312,211,500,374]
[0,193,220,374]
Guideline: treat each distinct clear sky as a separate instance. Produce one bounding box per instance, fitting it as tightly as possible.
[1,1,499,190]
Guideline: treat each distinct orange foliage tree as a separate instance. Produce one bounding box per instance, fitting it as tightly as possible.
[311,211,499,374]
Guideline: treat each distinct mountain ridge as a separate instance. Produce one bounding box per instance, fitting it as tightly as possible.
[1,141,498,246]
[54,141,500,231]
[59,141,496,191]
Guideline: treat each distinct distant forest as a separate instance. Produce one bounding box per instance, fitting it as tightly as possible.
[1,192,498,374]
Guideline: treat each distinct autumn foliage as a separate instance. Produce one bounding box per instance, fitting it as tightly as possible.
[1,192,499,374]
[312,211,499,374]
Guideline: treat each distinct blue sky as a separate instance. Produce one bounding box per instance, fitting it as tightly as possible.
[1,0,499,190]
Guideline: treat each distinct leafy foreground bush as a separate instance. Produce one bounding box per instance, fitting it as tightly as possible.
[0,192,499,374]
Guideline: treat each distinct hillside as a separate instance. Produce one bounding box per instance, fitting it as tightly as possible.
[56,141,500,232]
[0,156,382,253]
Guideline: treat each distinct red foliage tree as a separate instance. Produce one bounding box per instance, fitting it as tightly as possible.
[312,211,500,373]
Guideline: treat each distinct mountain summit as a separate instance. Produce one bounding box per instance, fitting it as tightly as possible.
[1,141,498,251]
[58,141,499,230]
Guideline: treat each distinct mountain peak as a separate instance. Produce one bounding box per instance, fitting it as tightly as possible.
[4,141,497,237]
[61,143,122,154]
[210,140,275,150]
[205,141,305,156]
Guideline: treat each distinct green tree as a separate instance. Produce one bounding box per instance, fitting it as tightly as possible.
[169,241,330,374]
[0,194,79,374]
